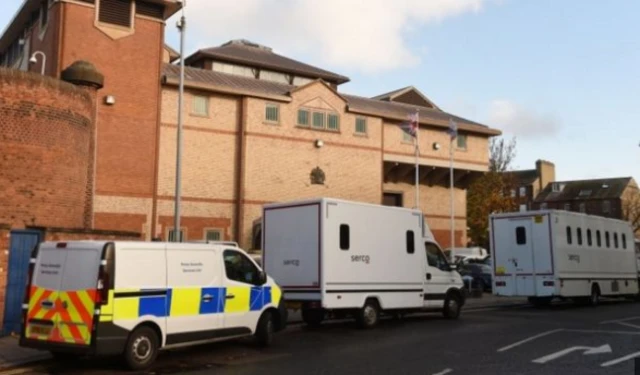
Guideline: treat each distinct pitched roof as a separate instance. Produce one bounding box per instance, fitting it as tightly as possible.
[162,64,501,136]
[506,169,539,186]
[535,177,633,202]
[184,39,350,85]
[164,44,180,63]
[371,86,440,109]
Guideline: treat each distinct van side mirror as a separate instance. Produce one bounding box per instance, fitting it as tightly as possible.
[256,270,267,285]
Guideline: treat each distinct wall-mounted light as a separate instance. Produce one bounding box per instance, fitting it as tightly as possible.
[315,139,324,148]
[432,142,441,151]
[104,95,116,105]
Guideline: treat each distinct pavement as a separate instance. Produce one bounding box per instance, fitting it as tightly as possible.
[13,295,636,375]
[0,335,49,371]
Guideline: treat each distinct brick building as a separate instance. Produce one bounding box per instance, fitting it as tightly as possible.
[0,0,501,249]
[506,160,556,211]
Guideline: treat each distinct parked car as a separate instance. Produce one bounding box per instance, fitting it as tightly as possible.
[458,263,493,292]
[445,247,488,264]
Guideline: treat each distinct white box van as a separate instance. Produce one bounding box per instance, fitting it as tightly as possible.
[491,210,639,306]
[19,241,286,370]
[262,198,465,328]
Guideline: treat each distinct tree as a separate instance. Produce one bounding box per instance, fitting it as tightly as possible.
[467,137,519,249]
[622,186,640,236]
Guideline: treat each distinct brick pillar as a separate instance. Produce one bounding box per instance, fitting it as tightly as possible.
[61,61,104,229]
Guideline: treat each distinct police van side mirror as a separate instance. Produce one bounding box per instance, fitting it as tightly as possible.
[255,270,267,285]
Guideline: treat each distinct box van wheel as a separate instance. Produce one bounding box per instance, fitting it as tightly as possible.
[443,292,462,320]
[356,299,380,329]
[124,326,159,371]
[255,311,274,347]
[589,284,601,307]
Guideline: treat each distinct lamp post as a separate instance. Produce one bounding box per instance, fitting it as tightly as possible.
[173,2,186,242]
[29,51,46,75]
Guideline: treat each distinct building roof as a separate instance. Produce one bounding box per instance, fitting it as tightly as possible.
[162,64,501,136]
[164,44,180,63]
[0,0,182,54]
[371,86,441,109]
[184,39,350,85]
[535,177,634,202]
[506,169,539,186]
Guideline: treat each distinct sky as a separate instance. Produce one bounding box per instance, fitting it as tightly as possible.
[1,0,639,183]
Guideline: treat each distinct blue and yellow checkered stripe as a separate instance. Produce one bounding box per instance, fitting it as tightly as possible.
[99,285,281,322]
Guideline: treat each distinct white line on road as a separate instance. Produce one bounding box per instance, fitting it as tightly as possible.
[600,316,640,324]
[532,345,612,364]
[497,329,564,352]
[614,321,640,330]
[432,369,453,375]
[601,351,640,367]
[565,329,640,335]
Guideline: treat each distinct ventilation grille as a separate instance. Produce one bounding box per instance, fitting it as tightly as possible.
[99,0,132,28]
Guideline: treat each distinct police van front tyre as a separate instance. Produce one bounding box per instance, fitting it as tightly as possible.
[255,311,274,347]
[124,326,159,371]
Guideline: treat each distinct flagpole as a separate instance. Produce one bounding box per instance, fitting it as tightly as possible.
[449,131,455,250]
[415,110,420,209]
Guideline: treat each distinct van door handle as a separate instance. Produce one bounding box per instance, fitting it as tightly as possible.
[226,295,235,300]
[426,273,432,280]
[202,294,213,302]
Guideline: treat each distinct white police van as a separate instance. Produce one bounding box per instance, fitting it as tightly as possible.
[20,241,286,370]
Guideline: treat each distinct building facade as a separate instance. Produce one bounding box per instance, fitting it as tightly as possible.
[0,0,501,249]
[506,160,556,211]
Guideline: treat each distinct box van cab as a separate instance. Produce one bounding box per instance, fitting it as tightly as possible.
[19,241,286,370]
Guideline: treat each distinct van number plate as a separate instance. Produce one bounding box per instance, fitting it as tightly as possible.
[30,325,52,336]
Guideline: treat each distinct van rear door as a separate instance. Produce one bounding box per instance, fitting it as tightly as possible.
[493,217,536,295]
[26,242,102,346]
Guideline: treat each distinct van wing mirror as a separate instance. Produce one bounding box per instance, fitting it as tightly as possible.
[258,270,267,285]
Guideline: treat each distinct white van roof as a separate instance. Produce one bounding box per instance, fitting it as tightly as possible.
[263,197,422,215]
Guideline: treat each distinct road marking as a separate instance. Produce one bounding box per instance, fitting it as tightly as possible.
[565,329,640,335]
[601,351,640,367]
[497,329,563,352]
[432,369,453,375]
[615,322,640,330]
[600,316,640,324]
[532,344,612,364]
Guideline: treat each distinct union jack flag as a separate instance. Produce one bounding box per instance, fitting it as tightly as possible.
[399,111,419,138]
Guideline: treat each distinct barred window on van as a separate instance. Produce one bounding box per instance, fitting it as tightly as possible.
[340,224,350,250]
[516,227,526,245]
[566,226,572,245]
[406,231,415,254]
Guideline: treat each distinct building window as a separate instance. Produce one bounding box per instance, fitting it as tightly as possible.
[587,229,592,246]
[327,113,340,131]
[605,231,610,248]
[355,117,367,134]
[312,112,326,129]
[552,183,564,193]
[510,190,516,198]
[297,109,309,126]
[614,233,619,249]
[564,203,571,211]
[265,103,279,123]
[191,95,208,116]
[516,227,527,245]
[167,228,185,242]
[383,192,403,207]
[260,70,290,84]
[340,224,350,250]
[566,226,572,245]
[577,228,583,246]
[99,0,133,28]
[579,203,586,213]
[519,187,526,197]
[456,134,468,149]
[293,76,313,86]
[596,230,602,247]
[212,62,256,78]
[578,189,592,197]
[406,231,415,254]
[602,200,611,213]
[204,229,222,242]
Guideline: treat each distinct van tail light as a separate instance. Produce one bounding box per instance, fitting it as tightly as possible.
[495,281,507,287]
[543,281,555,287]
[95,263,109,306]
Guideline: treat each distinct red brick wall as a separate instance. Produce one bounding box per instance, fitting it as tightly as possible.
[158,216,232,242]
[25,2,62,77]
[432,230,465,249]
[94,213,148,239]
[60,3,164,198]
[0,69,94,229]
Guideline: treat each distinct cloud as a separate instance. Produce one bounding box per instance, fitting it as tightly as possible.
[488,100,562,138]
[176,0,486,73]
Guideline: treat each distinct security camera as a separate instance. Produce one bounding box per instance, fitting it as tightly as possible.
[29,56,38,64]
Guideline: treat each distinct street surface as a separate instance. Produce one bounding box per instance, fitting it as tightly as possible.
[11,300,640,375]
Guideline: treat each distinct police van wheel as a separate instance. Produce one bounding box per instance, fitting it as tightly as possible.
[124,326,159,371]
[356,300,380,329]
[255,311,274,347]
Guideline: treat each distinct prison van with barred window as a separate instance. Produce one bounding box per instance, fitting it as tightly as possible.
[491,210,639,306]
[19,241,286,370]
